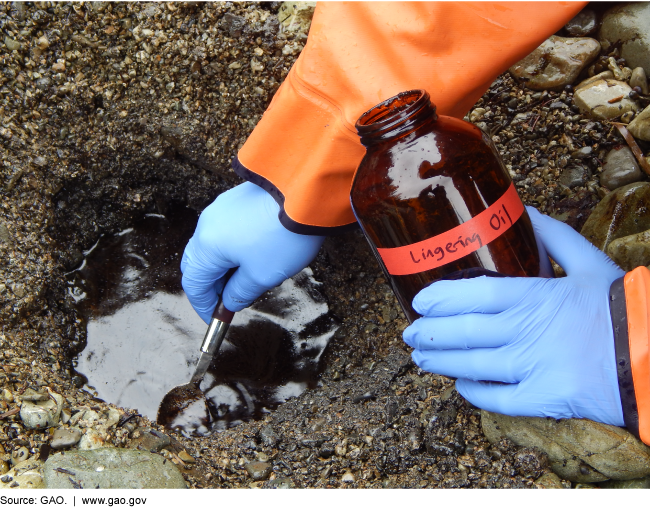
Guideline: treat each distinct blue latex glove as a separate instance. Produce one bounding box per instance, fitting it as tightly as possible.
[181,182,325,323]
[404,206,625,426]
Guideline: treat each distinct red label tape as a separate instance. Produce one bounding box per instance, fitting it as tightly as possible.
[377,183,524,276]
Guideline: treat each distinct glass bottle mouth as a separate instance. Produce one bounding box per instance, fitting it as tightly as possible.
[355,90,437,146]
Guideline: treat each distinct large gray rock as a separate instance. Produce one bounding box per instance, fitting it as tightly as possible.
[628,105,650,142]
[482,411,650,482]
[581,182,650,251]
[599,3,650,75]
[509,35,600,91]
[607,229,650,271]
[600,146,643,190]
[573,79,639,120]
[43,449,187,489]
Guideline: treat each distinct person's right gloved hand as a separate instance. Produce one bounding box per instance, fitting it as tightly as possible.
[181,182,326,323]
[403,207,626,426]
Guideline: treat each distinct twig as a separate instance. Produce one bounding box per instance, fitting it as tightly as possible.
[0,408,19,419]
[611,122,650,176]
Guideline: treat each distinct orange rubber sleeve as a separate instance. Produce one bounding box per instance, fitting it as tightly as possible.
[235,2,586,234]
[624,267,650,444]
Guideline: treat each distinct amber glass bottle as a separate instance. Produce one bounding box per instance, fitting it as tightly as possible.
[351,90,540,323]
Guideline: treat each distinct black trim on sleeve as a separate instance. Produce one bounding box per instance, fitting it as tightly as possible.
[610,276,640,438]
[231,155,359,236]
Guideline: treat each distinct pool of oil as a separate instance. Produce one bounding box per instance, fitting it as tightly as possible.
[67,207,339,436]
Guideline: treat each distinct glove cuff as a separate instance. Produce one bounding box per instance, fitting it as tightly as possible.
[610,276,640,438]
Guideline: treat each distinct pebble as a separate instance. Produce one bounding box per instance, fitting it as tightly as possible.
[20,388,49,402]
[628,105,650,142]
[259,425,279,447]
[278,1,316,34]
[51,428,83,450]
[36,36,49,50]
[482,410,650,482]
[581,183,650,251]
[0,459,44,490]
[178,450,195,464]
[600,146,643,191]
[78,429,106,450]
[19,391,63,430]
[564,9,597,36]
[630,67,649,95]
[244,461,272,481]
[575,70,614,91]
[606,230,650,271]
[559,166,588,189]
[341,471,356,483]
[1,389,13,403]
[509,35,600,91]
[0,462,9,475]
[599,3,650,75]
[573,79,639,120]
[534,472,565,489]
[43,449,186,489]
[128,428,171,453]
[10,447,29,466]
[3,36,21,51]
[268,477,295,489]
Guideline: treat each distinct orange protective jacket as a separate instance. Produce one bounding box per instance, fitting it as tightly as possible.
[234,2,650,445]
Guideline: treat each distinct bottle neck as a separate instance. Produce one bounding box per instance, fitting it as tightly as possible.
[355,90,437,147]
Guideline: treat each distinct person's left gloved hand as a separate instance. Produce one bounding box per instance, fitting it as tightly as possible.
[403,206,625,426]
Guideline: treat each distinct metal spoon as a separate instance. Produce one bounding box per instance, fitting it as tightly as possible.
[157,272,235,428]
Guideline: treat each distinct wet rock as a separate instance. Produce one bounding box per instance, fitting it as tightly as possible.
[51,428,82,450]
[601,476,650,489]
[581,182,650,251]
[10,448,29,466]
[259,425,279,447]
[571,146,593,160]
[630,67,649,95]
[128,428,171,453]
[278,1,316,34]
[559,166,588,189]
[245,461,271,481]
[628,105,650,142]
[600,146,643,191]
[482,410,650,482]
[534,472,565,489]
[0,462,9,475]
[564,8,597,36]
[78,429,106,450]
[509,35,600,91]
[575,71,614,91]
[573,79,639,120]
[606,230,650,271]
[599,3,650,75]
[20,391,63,429]
[44,449,187,489]
[0,458,43,490]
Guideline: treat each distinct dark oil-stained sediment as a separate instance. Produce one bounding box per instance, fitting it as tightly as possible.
[67,207,339,436]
